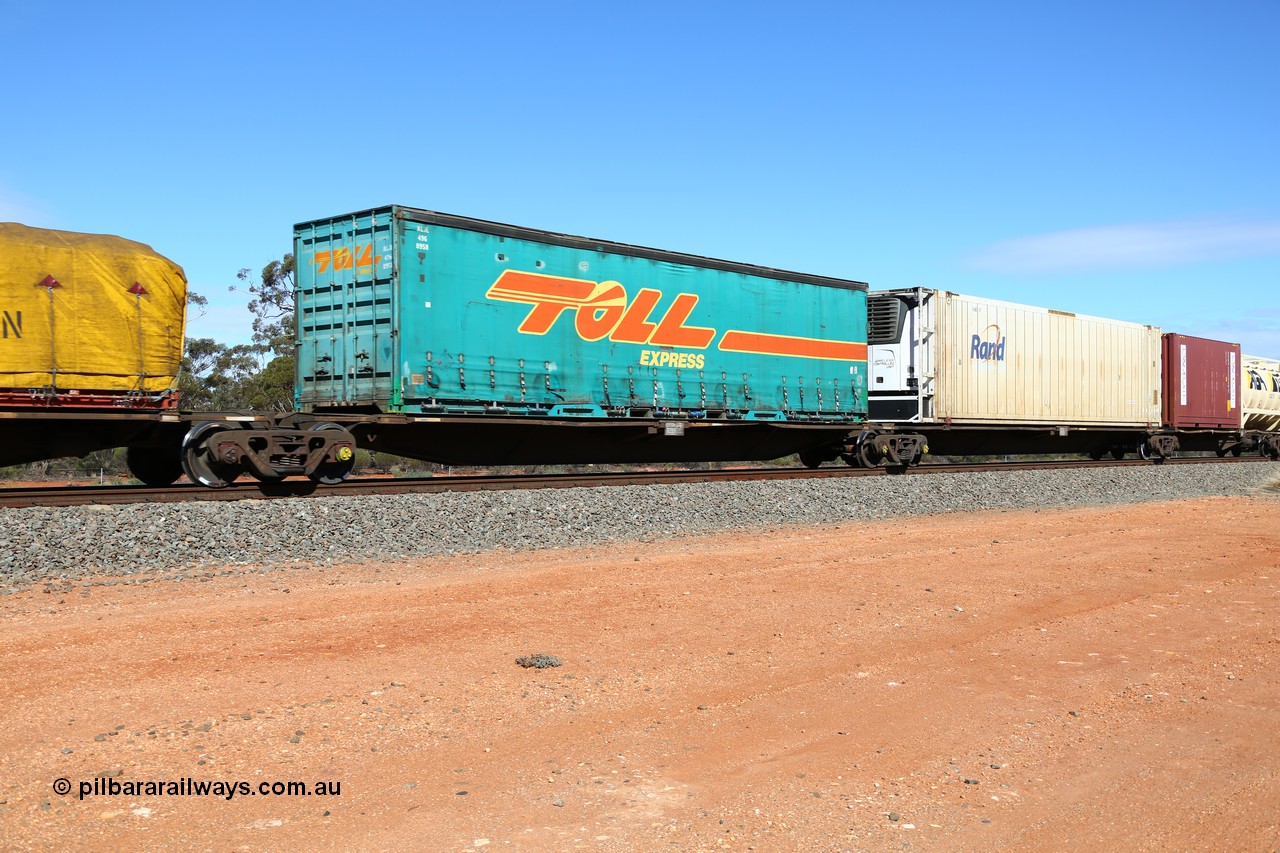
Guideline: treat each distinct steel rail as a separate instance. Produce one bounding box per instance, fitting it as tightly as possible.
[0,456,1269,509]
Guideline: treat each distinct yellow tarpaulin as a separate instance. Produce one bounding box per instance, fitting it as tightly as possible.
[0,223,186,399]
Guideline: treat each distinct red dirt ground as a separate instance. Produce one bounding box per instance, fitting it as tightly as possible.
[1,494,1277,851]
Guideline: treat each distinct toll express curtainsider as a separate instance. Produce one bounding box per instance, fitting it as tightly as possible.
[293,206,873,465]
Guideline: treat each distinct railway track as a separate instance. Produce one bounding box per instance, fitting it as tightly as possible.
[0,456,1269,509]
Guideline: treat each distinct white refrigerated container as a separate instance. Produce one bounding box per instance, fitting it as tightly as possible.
[867,288,1162,426]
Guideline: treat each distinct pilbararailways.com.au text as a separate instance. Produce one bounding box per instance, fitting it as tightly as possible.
[54,776,341,801]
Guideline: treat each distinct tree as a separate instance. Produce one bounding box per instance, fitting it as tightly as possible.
[177,258,298,412]
[238,255,296,358]
[178,338,266,411]
[179,292,245,410]
[237,353,296,412]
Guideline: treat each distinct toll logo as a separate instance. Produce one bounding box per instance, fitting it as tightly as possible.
[486,270,714,348]
[312,243,381,273]
[970,324,1006,362]
[485,269,868,362]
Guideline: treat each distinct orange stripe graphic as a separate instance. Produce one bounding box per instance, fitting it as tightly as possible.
[718,330,867,361]
[486,270,598,302]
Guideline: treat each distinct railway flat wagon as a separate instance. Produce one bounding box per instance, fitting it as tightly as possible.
[865,287,1171,459]
[293,206,873,465]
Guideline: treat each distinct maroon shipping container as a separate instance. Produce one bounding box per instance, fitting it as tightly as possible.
[1161,333,1241,429]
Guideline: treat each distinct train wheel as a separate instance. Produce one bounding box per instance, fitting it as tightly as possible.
[855,440,881,469]
[1232,446,1243,458]
[180,422,242,488]
[308,422,356,485]
[798,449,824,469]
[1088,447,1105,460]
[126,445,183,487]
[1110,447,1125,460]
[1138,440,1167,465]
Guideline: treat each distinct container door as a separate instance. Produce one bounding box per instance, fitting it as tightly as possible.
[295,211,397,409]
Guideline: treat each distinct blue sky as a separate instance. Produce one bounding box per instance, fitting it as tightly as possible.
[3,1,1277,356]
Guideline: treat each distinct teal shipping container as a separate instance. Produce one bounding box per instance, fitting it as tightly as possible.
[293,206,868,464]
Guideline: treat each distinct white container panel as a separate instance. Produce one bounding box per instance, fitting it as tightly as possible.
[934,292,1161,425]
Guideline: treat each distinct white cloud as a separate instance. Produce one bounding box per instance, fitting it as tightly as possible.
[969,218,1280,274]
[1201,315,1280,359]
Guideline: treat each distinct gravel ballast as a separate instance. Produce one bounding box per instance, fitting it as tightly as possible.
[1,463,1276,587]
